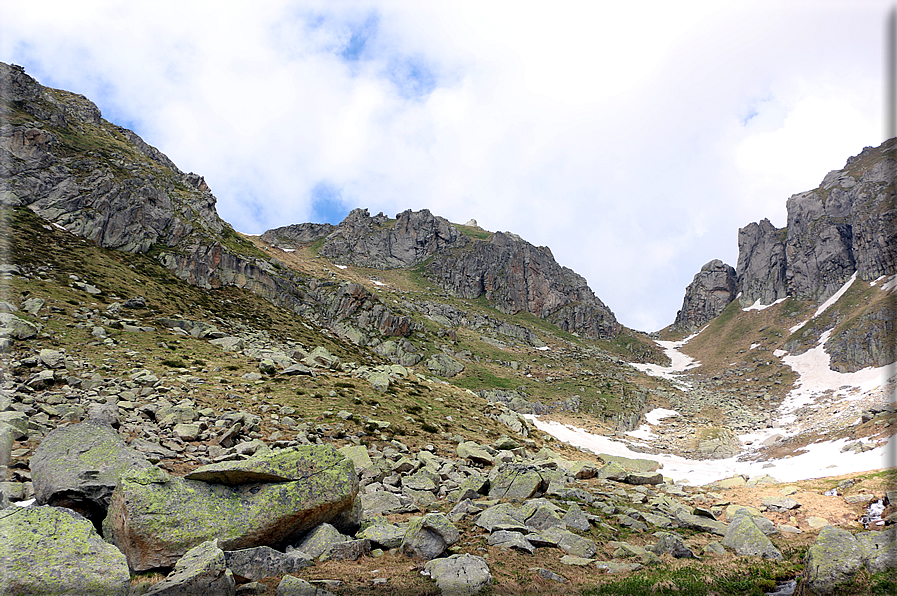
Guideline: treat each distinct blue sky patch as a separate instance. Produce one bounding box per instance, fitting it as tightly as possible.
[387,55,437,100]
[310,181,349,224]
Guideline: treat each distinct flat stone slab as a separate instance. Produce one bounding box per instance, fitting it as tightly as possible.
[185,445,351,485]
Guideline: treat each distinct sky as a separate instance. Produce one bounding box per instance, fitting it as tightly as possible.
[0,1,890,332]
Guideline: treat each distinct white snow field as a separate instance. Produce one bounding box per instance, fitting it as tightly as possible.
[536,275,896,485]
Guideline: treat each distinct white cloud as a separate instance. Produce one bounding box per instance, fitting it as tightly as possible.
[0,0,890,332]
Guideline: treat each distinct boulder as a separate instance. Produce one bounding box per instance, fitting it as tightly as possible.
[276,576,336,596]
[400,513,460,560]
[426,353,465,377]
[424,553,492,596]
[108,446,358,571]
[802,526,866,595]
[0,505,130,595]
[185,446,347,485]
[673,259,737,330]
[538,526,597,558]
[456,441,494,466]
[292,523,350,559]
[224,546,311,581]
[146,539,235,596]
[488,464,545,501]
[721,509,782,560]
[356,521,406,549]
[31,419,151,526]
[0,312,40,339]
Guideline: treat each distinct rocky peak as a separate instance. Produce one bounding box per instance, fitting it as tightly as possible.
[425,230,619,339]
[737,138,896,307]
[317,208,469,269]
[673,259,737,331]
[736,218,787,307]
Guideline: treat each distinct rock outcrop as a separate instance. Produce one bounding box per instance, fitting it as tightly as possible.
[738,140,896,307]
[318,208,469,268]
[673,259,737,330]
[0,62,418,349]
[426,231,619,339]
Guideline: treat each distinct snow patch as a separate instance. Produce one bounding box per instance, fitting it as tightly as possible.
[742,297,787,312]
[335,264,347,269]
[778,328,891,415]
[628,330,702,387]
[280,248,295,253]
[527,416,895,485]
[535,346,550,351]
[813,272,857,318]
[750,343,760,350]
[645,408,680,425]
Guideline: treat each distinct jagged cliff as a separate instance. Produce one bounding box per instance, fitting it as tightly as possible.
[672,139,896,370]
[0,62,418,342]
[738,140,896,307]
[673,259,737,331]
[263,209,620,340]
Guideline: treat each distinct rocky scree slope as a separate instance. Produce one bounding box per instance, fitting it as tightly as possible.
[264,208,620,340]
[672,139,895,371]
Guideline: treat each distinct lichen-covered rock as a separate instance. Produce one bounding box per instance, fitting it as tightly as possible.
[424,553,492,596]
[400,513,460,560]
[426,353,465,377]
[292,523,350,559]
[0,505,130,595]
[146,539,235,596]
[0,312,40,339]
[276,575,336,596]
[185,445,346,485]
[721,509,782,560]
[31,419,151,526]
[800,526,896,595]
[488,464,545,501]
[224,546,311,581]
[108,446,358,571]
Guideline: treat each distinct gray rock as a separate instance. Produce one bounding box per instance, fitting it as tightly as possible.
[802,526,866,595]
[488,464,545,501]
[538,526,597,558]
[721,509,782,560]
[488,530,536,553]
[456,441,494,466]
[146,539,235,596]
[650,532,698,559]
[857,526,897,574]
[675,512,729,536]
[424,553,492,596]
[276,576,336,596]
[563,503,591,532]
[225,546,311,581]
[400,513,460,560]
[673,259,737,330]
[360,491,416,517]
[108,446,358,571]
[426,353,465,377]
[0,505,130,595]
[356,520,406,549]
[0,312,40,339]
[31,419,151,525]
[762,496,800,512]
[293,523,350,559]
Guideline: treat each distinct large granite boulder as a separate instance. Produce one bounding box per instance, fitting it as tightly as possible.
[801,526,897,595]
[108,445,358,571]
[0,505,130,595]
[488,464,546,501]
[146,539,235,596]
[31,419,151,526]
[721,509,782,560]
[400,513,460,560]
[424,554,492,596]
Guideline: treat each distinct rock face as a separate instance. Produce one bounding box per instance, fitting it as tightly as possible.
[673,259,737,330]
[736,218,788,307]
[426,230,619,339]
[265,208,619,340]
[738,142,897,307]
[261,223,336,248]
[108,447,359,571]
[319,208,469,268]
[0,505,131,595]
[0,62,418,349]
[30,419,151,527]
